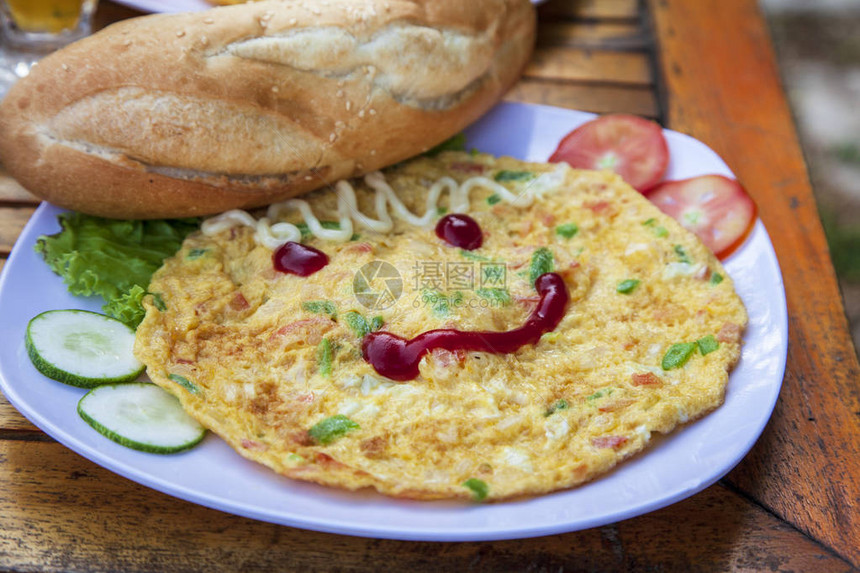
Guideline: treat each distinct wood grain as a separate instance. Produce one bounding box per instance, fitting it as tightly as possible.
[0,207,35,254]
[0,440,853,573]
[0,171,38,204]
[506,80,658,117]
[0,393,39,433]
[540,0,639,21]
[649,0,860,567]
[538,21,648,50]
[525,46,652,85]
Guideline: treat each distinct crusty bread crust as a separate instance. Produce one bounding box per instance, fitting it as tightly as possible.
[0,0,535,218]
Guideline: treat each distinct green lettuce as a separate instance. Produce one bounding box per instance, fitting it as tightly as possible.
[35,212,199,327]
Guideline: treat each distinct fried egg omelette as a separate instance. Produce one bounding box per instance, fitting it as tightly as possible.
[134,151,747,501]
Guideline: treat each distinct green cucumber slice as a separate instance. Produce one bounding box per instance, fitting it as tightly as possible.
[25,309,145,388]
[77,383,206,454]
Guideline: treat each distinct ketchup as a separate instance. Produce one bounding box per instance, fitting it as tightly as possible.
[273,241,329,276]
[435,214,483,250]
[362,273,569,381]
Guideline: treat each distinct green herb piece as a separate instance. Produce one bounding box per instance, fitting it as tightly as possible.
[544,399,569,417]
[369,316,384,332]
[344,311,371,338]
[301,300,337,320]
[168,373,200,395]
[459,249,493,262]
[486,193,502,205]
[555,223,579,239]
[423,290,463,317]
[709,272,724,285]
[308,415,359,445]
[674,245,692,264]
[150,292,167,312]
[642,219,668,237]
[494,170,535,182]
[296,220,358,241]
[317,338,333,377]
[586,388,614,404]
[186,248,208,260]
[476,288,512,306]
[437,206,448,216]
[462,478,489,502]
[541,331,562,343]
[697,335,719,355]
[34,212,199,327]
[424,133,467,157]
[529,247,555,287]
[662,342,697,370]
[616,279,641,294]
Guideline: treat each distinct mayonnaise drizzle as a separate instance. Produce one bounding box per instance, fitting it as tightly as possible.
[201,166,570,250]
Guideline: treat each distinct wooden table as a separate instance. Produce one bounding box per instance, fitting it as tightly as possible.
[1,1,858,570]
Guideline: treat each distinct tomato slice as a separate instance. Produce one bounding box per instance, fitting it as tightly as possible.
[646,175,757,259]
[549,114,669,192]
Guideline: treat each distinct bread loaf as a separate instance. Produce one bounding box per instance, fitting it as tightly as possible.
[0,0,535,218]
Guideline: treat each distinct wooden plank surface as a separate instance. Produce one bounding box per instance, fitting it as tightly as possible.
[649,0,860,567]
[0,0,856,571]
[0,393,39,433]
[0,440,853,573]
[0,170,37,203]
[0,207,35,254]
[524,46,652,85]
[539,0,639,21]
[505,80,658,117]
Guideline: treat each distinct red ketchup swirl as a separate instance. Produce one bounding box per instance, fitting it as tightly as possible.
[362,272,569,381]
[273,241,329,276]
[435,214,483,250]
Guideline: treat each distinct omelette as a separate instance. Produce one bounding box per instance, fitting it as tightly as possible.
[134,151,747,501]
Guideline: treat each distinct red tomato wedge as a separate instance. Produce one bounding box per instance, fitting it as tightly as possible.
[549,114,669,192]
[646,175,757,260]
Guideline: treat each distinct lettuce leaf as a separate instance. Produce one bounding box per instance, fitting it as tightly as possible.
[35,212,199,327]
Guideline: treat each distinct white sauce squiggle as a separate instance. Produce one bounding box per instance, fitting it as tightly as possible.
[201,166,570,250]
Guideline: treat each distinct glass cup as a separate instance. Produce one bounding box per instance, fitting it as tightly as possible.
[0,0,98,97]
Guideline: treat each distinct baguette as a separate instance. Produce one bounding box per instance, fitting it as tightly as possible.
[0,0,535,218]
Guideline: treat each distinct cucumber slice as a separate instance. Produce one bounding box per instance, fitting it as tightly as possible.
[78,383,206,454]
[26,309,144,388]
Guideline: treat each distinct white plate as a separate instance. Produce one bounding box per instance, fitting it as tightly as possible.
[0,102,787,541]
[111,0,546,13]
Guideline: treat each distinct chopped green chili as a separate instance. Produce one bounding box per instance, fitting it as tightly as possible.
[344,311,371,339]
[555,223,579,239]
[529,247,555,287]
[494,170,535,182]
[317,338,333,377]
[586,388,614,404]
[616,279,641,294]
[302,300,337,319]
[697,335,719,355]
[462,478,489,502]
[662,342,697,370]
[476,287,511,306]
[674,245,692,264]
[151,293,167,312]
[168,374,200,395]
[308,415,359,445]
[544,399,569,417]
